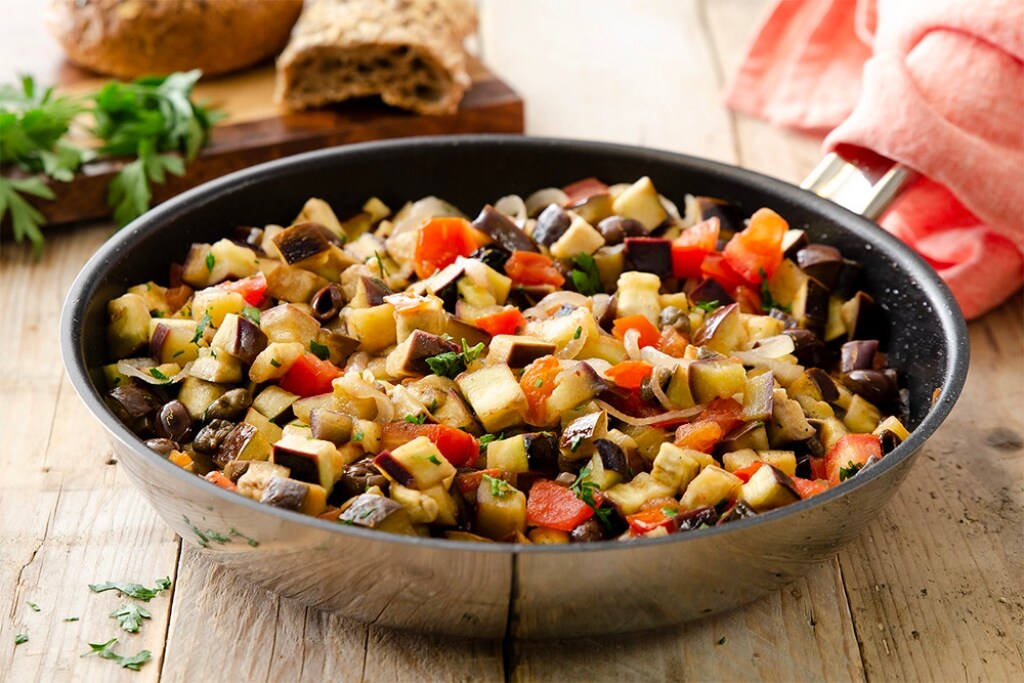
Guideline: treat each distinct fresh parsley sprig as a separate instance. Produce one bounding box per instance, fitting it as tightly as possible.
[569,252,602,296]
[425,338,485,379]
[82,637,151,671]
[88,577,172,601]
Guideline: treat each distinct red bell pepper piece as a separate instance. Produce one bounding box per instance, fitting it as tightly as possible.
[656,326,690,357]
[455,468,503,498]
[605,361,654,390]
[221,271,267,306]
[722,207,788,283]
[526,480,594,531]
[626,503,681,534]
[504,251,565,287]
[611,315,661,349]
[520,355,561,425]
[474,308,525,336]
[413,217,482,279]
[382,422,480,468]
[700,253,749,293]
[204,470,237,491]
[732,461,767,483]
[674,420,724,453]
[279,353,344,397]
[792,476,829,499]
[825,433,883,487]
[698,398,745,435]
[671,217,720,279]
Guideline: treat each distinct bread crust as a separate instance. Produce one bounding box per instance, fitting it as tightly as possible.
[48,0,305,79]
[275,0,478,116]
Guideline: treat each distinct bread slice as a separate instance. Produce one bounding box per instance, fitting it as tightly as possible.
[275,0,478,116]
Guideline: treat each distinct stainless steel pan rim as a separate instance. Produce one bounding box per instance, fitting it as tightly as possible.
[60,134,970,559]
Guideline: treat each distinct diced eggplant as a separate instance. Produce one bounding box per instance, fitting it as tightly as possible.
[108,293,152,359]
[544,362,608,425]
[487,335,557,368]
[768,389,817,446]
[718,422,770,455]
[524,432,560,472]
[676,506,720,532]
[446,316,492,348]
[309,408,353,445]
[390,330,460,376]
[570,518,606,543]
[309,283,346,322]
[569,193,614,225]
[177,377,229,421]
[272,221,340,264]
[624,237,673,278]
[596,216,646,246]
[145,438,178,457]
[834,259,864,298]
[211,314,268,367]
[840,291,879,341]
[612,176,667,231]
[373,436,456,490]
[532,203,573,247]
[272,435,340,492]
[784,329,829,367]
[560,411,608,458]
[486,435,531,474]
[472,205,538,253]
[260,475,309,511]
[796,244,844,290]
[457,365,527,433]
[106,384,161,434]
[693,303,745,355]
[154,400,193,443]
[840,339,879,373]
[741,371,774,422]
[474,477,527,541]
[769,308,800,330]
[266,264,330,304]
[740,464,800,512]
[549,215,606,259]
[781,229,809,258]
[339,493,416,534]
[717,500,758,524]
[696,196,744,232]
[236,461,291,500]
[469,245,513,272]
[791,277,830,335]
[650,442,702,493]
[843,368,899,411]
[688,358,747,404]
[690,279,734,307]
[604,472,676,516]
[680,466,742,511]
[149,319,200,364]
[805,367,840,402]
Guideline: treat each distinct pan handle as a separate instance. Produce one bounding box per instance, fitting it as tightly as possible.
[800,151,916,221]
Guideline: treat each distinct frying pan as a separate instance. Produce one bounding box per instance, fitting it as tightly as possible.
[60,135,968,639]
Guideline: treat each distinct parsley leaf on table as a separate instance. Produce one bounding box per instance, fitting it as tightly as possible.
[110,604,151,634]
[82,637,152,671]
[88,577,172,601]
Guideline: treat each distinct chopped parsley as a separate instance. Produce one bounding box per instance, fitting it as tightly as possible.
[425,338,485,379]
[148,367,170,382]
[309,339,330,360]
[352,430,364,442]
[569,435,584,452]
[428,399,439,412]
[190,310,211,343]
[426,455,441,465]
[839,462,863,482]
[205,251,215,272]
[172,349,184,358]
[404,414,427,424]
[482,473,512,499]
[759,267,791,313]
[373,251,388,278]
[693,300,720,313]
[478,433,502,453]
[661,507,679,518]
[241,305,261,325]
[534,378,544,387]
[570,252,601,296]
[88,577,171,601]
[570,465,615,531]
[82,637,151,671]
[27,601,40,612]
[269,358,281,368]
[63,617,80,622]
[718,636,727,645]
[573,326,583,340]
[110,604,151,633]
[15,634,28,645]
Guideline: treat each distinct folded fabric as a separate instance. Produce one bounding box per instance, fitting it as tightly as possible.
[725,0,1024,319]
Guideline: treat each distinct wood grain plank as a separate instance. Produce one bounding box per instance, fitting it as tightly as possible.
[835,295,1024,682]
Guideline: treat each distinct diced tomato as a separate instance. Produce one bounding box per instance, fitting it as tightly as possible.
[674,420,724,453]
[657,326,690,357]
[504,251,565,287]
[526,480,594,531]
[825,433,883,487]
[456,468,502,498]
[279,353,344,397]
[221,271,267,306]
[671,217,720,279]
[627,504,680,534]
[732,461,767,483]
[722,208,788,283]
[698,398,745,435]
[520,355,561,425]
[605,361,654,390]
[700,253,749,292]
[413,217,483,279]
[474,308,525,336]
[792,477,829,499]
[204,470,237,491]
[562,177,609,205]
[611,315,661,349]
[382,422,480,468]
[809,456,828,481]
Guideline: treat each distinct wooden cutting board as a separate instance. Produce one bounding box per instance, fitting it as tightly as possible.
[1,0,523,228]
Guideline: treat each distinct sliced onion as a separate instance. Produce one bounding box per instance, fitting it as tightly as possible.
[733,351,804,385]
[117,359,188,385]
[639,346,687,368]
[389,196,466,237]
[383,292,432,311]
[649,365,675,409]
[345,352,370,373]
[624,328,641,361]
[494,194,528,228]
[586,358,614,380]
[659,193,681,221]
[557,325,588,359]
[523,291,592,320]
[337,372,395,423]
[595,399,703,427]
[591,294,612,324]
[525,187,569,216]
[750,334,796,358]
[681,194,702,229]
[456,256,490,289]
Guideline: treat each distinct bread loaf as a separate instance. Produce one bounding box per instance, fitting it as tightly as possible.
[48,0,305,79]
[275,0,478,116]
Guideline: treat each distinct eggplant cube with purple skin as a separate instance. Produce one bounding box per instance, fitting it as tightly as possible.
[373,436,456,491]
[271,435,341,492]
[211,313,268,366]
[739,464,801,512]
[456,365,528,433]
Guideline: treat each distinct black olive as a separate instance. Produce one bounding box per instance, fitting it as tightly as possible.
[335,457,390,501]
[154,400,192,442]
[310,283,346,322]
[659,305,690,332]
[205,388,253,422]
[532,204,571,246]
[570,518,605,542]
[193,419,236,454]
[677,506,720,531]
[145,438,179,456]
[468,245,512,271]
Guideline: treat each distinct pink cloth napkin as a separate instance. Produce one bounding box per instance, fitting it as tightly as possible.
[725,0,1024,319]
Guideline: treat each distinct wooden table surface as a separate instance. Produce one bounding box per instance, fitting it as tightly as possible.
[2,1,1021,681]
